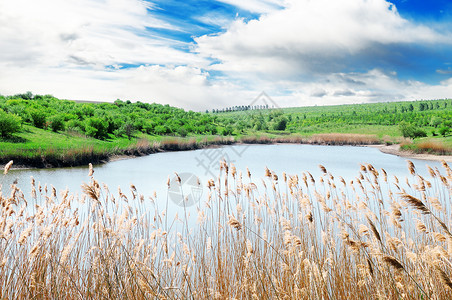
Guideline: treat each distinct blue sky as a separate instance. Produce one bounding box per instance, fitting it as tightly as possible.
[0,0,451,110]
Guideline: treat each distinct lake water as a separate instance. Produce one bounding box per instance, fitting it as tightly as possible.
[1,144,444,218]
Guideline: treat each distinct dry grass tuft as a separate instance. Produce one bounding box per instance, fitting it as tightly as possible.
[416,140,452,155]
[309,133,380,145]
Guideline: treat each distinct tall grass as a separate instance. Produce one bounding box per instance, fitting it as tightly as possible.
[309,133,380,145]
[1,159,452,299]
[401,140,452,156]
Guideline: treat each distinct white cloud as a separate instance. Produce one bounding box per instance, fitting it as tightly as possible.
[215,0,284,14]
[0,0,450,110]
[196,0,450,76]
[0,63,251,110]
[0,0,203,69]
[265,70,452,108]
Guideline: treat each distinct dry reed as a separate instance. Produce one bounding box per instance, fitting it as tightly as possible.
[0,159,451,299]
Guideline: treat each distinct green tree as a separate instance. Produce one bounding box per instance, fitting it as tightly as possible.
[122,122,135,140]
[221,125,234,136]
[0,110,21,138]
[85,117,108,139]
[176,127,188,137]
[30,109,46,128]
[49,115,65,132]
[399,121,427,139]
[273,117,288,131]
[439,126,450,137]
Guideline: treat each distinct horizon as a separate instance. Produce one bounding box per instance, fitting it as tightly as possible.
[1,0,451,110]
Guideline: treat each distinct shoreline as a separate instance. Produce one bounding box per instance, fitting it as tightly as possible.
[371,144,452,162]
[2,140,451,170]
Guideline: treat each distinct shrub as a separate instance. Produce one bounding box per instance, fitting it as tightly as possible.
[273,117,288,131]
[30,109,46,128]
[84,117,108,139]
[0,110,21,137]
[176,127,188,137]
[49,115,65,132]
[439,126,450,137]
[122,122,135,140]
[154,125,170,135]
[399,121,427,139]
[221,125,234,136]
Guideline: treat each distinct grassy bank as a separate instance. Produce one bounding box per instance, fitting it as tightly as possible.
[400,137,452,155]
[1,125,449,168]
[0,125,404,168]
[0,125,238,168]
[1,160,451,298]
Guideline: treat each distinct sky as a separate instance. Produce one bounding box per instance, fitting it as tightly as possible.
[0,0,451,110]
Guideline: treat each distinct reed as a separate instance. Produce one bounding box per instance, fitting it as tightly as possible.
[0,159,451,299]
[412,140,452,155]
[309,133,380,145]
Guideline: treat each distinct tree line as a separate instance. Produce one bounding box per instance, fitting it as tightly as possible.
[0,93,451,140]
[0,94,222,139]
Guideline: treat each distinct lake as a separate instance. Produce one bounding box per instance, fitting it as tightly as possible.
[2,144,443,217]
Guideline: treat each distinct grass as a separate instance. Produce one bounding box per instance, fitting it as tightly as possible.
[1,160,452,298]
[0,125,393,168]
[2,124,450,168]
[0,125,236,167]
[401,137,452,155]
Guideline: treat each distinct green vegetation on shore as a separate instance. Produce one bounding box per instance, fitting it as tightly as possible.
[0,93,451,167]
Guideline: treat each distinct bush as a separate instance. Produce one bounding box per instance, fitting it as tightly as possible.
[49,115,65,132]
[439,126,450,137]
[84,117,108,139]
[399,122,427,139]
[30,109,46,128]
[122,122,135,140]
[154,125,170,135]
[0,110,21,137]
[273,117,288,131]
[221,125,234,136]
[176,127,188,137]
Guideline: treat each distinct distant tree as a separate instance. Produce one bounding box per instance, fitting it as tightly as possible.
[15,91,33,100]
[0,110,21,138]
[429,116,442,127]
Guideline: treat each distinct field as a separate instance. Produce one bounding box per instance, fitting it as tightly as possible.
[1,160,452,299]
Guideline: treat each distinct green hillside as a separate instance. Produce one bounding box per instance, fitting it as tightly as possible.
[1,93,451,167]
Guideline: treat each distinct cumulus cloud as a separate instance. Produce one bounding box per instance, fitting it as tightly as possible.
[0,63,251,110]
[267,69,452,108]
[196,0,451,77]
[215,0,284,14]
[0,0,451,109]
[0,0,204,69]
